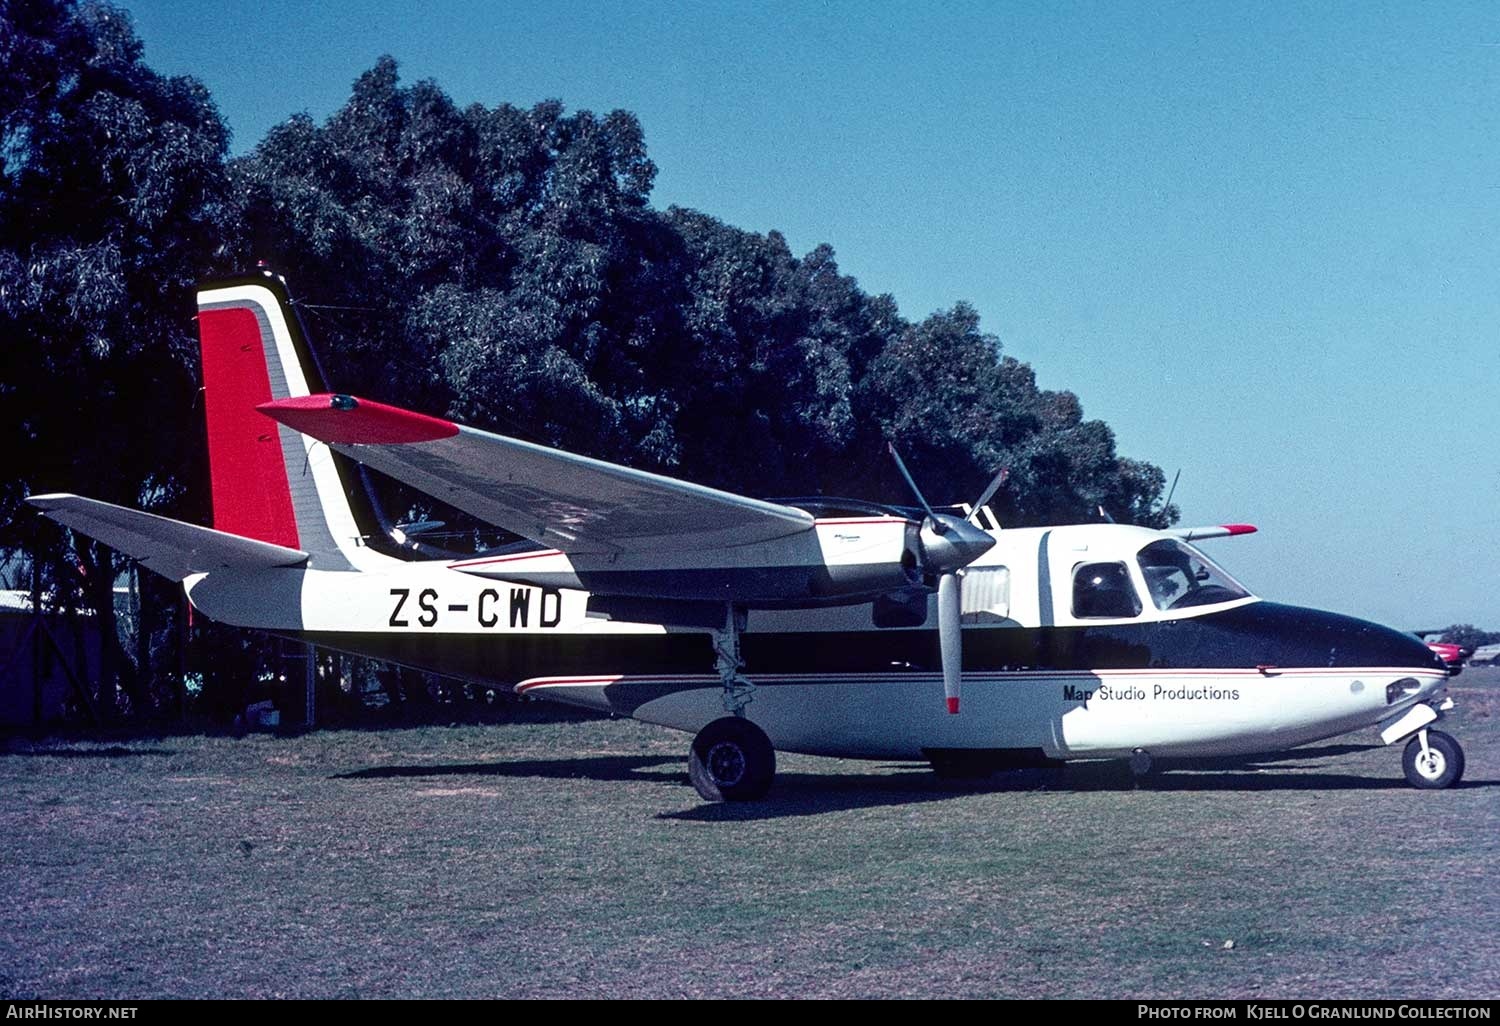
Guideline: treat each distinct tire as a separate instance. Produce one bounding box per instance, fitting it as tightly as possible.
[1402,730,1465,789]
[688,717,776,802]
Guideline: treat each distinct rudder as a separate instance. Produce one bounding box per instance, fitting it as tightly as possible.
[197,270,363,569]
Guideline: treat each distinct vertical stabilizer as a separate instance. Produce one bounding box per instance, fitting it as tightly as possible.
[196,271,365,569]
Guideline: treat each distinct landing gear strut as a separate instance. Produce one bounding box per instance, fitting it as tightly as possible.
[1129,748,1154,777]
[689,605,775,801]
[713,604,754,717]
[1402,728,1464,789]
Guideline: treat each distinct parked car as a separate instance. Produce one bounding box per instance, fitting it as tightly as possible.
[1424,640,1466,676]
[1470,642,1500,666]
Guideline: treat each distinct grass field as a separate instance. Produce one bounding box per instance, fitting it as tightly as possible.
[2,672,1497,999]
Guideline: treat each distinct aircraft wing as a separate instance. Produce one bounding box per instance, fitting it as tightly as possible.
[258,395,816,555]
[27,494,309,582]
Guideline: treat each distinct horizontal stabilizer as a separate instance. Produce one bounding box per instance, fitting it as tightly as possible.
[1168,523,1257,542]
[27,494,308,582]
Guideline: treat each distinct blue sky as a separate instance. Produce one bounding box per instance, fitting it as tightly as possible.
[123,0,1500,629]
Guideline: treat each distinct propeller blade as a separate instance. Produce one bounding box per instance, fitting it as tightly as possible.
[967,466,1009,524]
[887,443,936,520]
[1163,468,1181,513]
[938,572,962,714]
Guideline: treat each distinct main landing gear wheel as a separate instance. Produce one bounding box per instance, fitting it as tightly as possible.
[689,717,776,802]
[1402,729,1465,790]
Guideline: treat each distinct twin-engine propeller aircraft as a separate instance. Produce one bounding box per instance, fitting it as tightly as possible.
[29,270,1466,800]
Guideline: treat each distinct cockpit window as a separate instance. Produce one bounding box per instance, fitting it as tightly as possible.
[1137,539,1251,611]
[1072,562,1142,619]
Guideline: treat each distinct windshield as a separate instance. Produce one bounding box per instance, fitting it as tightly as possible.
[1136,539,1252,611]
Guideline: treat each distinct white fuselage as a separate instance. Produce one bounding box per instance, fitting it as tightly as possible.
[183,521,1450,764]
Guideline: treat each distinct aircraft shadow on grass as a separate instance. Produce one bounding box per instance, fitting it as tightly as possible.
[333,743,1496,822]
[335,754,684,784]
[335,756,971,817]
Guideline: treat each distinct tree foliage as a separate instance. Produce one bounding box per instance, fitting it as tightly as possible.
[1,0,229,711]
[1430,624,1500,652]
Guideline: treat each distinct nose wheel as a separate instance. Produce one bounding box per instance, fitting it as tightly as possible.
[1402,729,1464,789]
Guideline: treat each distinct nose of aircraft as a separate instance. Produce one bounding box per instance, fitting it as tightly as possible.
[918,513,996,575]
[1222,602,1448,673]
[1339,613,1447,672]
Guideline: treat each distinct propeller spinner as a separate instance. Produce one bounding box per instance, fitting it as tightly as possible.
[887,444,1001,713]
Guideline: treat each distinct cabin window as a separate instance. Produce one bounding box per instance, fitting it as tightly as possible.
[1136,539,1250,611]
[1071,561,1142,619]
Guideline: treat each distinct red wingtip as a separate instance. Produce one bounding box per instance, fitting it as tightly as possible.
[1222,523,1257,536]
[946,697,960,715]
[258,394,458,445]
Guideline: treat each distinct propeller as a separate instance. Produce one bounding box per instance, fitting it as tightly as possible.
[967,466,1009,525]
[887,444,1000,714]
[1162,468,1182,518]
[937,573,962,715]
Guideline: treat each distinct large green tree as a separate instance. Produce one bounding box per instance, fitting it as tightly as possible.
[0,0,229,711]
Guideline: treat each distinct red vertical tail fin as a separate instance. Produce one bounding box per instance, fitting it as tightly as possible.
[196,271,361,568]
